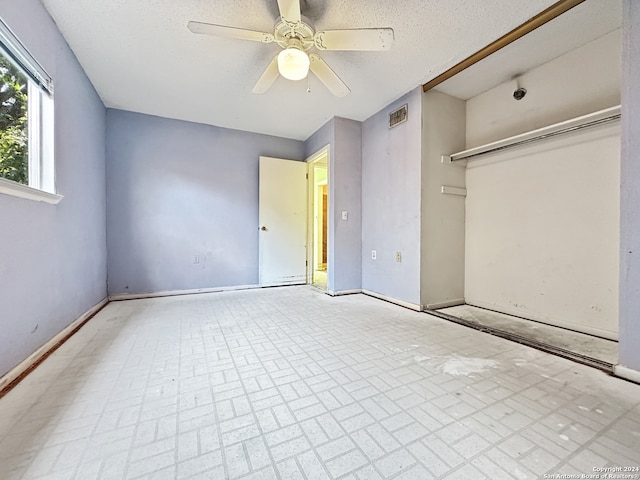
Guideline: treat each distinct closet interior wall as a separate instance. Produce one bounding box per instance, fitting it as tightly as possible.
[428,29,621,339]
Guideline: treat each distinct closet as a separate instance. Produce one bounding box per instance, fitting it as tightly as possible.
[420,0,621,363]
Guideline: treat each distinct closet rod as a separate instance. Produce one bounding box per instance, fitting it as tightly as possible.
[442,105,621,164]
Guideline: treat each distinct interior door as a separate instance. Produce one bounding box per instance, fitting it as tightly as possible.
[259,156,307,286]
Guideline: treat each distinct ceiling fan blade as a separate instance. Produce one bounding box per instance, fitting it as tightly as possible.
[187,21,274,43]
[276,0,301,23]
[314,28,394,51]
[252,56,280,94]
[309,54,350,98]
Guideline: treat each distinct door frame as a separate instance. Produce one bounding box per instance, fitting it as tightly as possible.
[306,145,330,287]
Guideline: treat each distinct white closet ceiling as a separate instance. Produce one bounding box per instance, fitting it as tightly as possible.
[40,0,614,140]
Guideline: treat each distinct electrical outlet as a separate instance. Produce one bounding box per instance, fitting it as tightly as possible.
[193,255,200,264]
[395,252,402,263]
[371,250,377,260]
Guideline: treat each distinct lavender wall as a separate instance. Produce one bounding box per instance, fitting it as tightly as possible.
[106,110,304,295]
[0,0,107,377]
[331,118,362,292]
[619,0,640,371]
[304,119,334,160]
[361,88,423,306]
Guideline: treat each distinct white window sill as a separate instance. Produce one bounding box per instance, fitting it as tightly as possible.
[0,177,63,204]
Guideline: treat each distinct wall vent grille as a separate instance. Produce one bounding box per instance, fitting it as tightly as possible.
[389,104,408,128]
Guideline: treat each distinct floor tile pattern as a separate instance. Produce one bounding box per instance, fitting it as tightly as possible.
[0,286,639,479]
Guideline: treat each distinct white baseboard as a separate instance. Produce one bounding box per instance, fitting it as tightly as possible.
[109,284,263,301]
[465,298,619,341]
[258,280,306,288]
[327,289,362,296]
[425,298,466,310]
[614,364,640,384]
[0,297,108,392]
[362,289,423,311]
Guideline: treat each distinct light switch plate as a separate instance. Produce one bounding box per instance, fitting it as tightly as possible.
[341,210,348,220]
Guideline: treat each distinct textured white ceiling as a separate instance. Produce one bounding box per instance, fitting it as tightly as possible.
[41,0,578,141]
[435,0,622,100]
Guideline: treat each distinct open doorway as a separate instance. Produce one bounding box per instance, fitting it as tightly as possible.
[307,147,329,290]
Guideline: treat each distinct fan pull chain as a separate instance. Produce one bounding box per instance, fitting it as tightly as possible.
[307,73,311,93]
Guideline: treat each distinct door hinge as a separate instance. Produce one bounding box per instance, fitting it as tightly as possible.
[306,260,308,266]
[306,173,309,179]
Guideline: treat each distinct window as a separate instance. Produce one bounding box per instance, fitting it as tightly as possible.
[0,17,59,204]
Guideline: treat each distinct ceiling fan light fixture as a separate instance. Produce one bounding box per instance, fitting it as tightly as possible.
[277,46,309,81]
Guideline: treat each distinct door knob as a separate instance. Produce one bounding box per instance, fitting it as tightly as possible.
[261,226,267,231]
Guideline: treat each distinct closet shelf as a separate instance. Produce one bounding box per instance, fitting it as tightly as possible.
[442,105,621,164]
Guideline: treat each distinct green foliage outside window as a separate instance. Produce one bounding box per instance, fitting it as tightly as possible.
[0,52,28,184]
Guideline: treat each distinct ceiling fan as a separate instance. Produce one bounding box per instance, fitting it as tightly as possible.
[187,0,394,97]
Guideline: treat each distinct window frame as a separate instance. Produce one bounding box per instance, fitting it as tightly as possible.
[0,17,60,204]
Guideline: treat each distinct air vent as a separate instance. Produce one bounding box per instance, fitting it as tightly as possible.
[389,104,408,128]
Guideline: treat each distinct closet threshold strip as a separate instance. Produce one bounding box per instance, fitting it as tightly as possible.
[424,308,615,374]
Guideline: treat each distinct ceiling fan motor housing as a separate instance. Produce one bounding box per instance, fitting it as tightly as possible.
[274,17,315,50]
